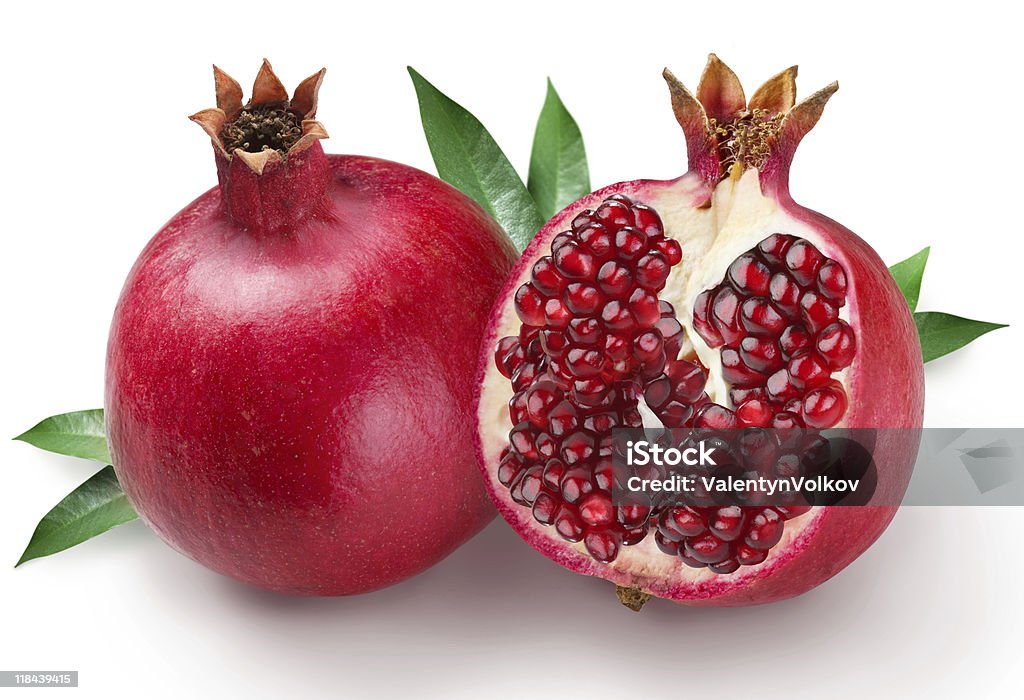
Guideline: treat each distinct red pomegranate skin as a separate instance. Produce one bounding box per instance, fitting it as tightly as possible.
[106,140,517,595]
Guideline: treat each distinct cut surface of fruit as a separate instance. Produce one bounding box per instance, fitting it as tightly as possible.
[475,56,924,607]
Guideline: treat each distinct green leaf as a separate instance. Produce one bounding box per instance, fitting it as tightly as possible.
[14,409,110,463]
[914,312,1007,363]
[888,247,930,312]
[16,466,137,566]
[528,79,590,221]
[408,67,543,251]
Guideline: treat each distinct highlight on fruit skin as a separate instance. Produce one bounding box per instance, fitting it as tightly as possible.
[475,55,924,608]
[106,61,517,595]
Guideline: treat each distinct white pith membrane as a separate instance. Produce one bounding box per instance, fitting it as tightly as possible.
[478,168,858,590]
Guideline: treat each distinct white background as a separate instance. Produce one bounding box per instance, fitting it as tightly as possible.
[2,1,1021,698]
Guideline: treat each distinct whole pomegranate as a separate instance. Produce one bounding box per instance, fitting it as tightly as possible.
[475,56,924,608]
[106,62,516,595]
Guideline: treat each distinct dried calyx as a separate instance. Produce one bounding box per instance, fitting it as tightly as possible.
[189,59,329,174]
[664,54,837,184]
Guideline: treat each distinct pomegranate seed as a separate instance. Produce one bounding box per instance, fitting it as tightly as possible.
[593,459,614,490]
[565,347,605,378]
[656,316,684,356]
[779,324,812,359]
[633,203,664,237]
[540,330,569,358]
[656,238,683,265]
[497,452,523,486]
[736,543,768,566]
[774,453,800,478]
[518,468,543,503]
[728,253,772,296]
[542,458,566,489]
[657,401,693,427]
[532,492,559,524]
[578,492,614,526]
[739,336,784,373]
[787,350,831,390]
[709,558,740,574]
[692,288,723,347]
[551,231,573,252]
[769,271,801,319]
[603,333,631,361]
[662,506,707,537]
[616,503,651,528]
[711,287,743,345]
[655,530,680,555]
[553,242,597,280]
[546,401,578,436]
[571,210,594,229]
[709,506,745,541]
[744,508,784,550]
[729,386,768,405]
[567,317,601,346]
[736,399,773,427]
[633,330,665,366]
[802,382,848,428]
[531,256,566,296]
[643,376,671,408]
[564,283,603,316]
[628,288,662,326]
[543,297,572,330]
[667,360,706,403]
[784,238,825,286]
[816,260,847,302]
[816,320,857,369]
[757,233,797,265]
[559,431,595,464]
[694,403,737,429]
[577,224,614,259]
[555,508,584,542]
[685,533,731,564]
[560,468,592,504]
[596,260,633,298]
[772,411,803,429]
[515,284,545,326]
[722,347,768,386]
[584,530,620,563]
[799,290,838,333]
[615,226,648,262]
[494,337,520,378]
[601,301,636,331]
[740,297,787,336]
[766,368,800,402]
[525,382,560,425]
[509,424,539,459]
[776,505,812,518]
[636,251,671,290]
[594,200,635,229]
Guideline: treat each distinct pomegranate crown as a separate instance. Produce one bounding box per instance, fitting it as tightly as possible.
[190,59,329,175]
[663,54,838,184]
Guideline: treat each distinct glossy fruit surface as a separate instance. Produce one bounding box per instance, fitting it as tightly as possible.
[106,62,516,594]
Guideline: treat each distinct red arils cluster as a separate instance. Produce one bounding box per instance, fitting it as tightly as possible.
[693,233,856,430]
[655,504,812,573]
[494,194,684,562]
[494,197,853,571]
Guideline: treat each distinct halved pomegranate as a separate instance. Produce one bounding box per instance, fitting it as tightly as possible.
[475,56,924,607]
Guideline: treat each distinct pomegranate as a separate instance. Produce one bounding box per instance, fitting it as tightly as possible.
[106,62,516,595]
[475,56,924,607]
